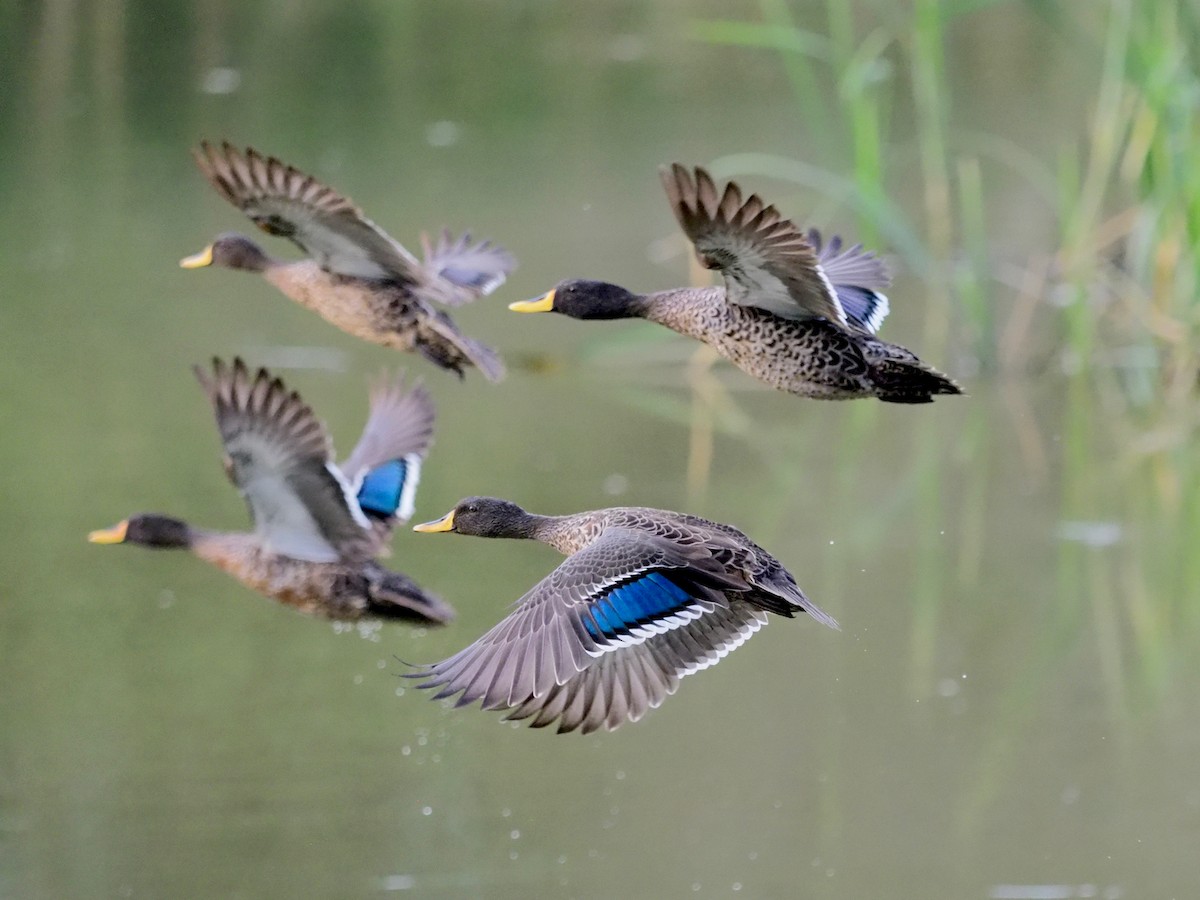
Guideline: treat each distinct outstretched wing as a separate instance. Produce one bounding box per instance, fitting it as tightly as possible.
[339,371,436,527]
[194,358,374,563]
[660,164,848,325]
[806,228,891,333]
[193,141,422,283]
[420,229,516,306]
[409,527,770,733]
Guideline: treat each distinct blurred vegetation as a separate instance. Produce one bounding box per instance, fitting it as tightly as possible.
[676,0,1200,711]
[5,2,1200,895]
[692,0,1199,390]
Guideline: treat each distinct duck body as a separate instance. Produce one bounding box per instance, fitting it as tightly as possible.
[104,522,451,622]
[641,285,957,402]
[90,359,454,625]
[185,530,446,621]
[514,164,960,403]
[183,142,513,381]
[527,505,821,614]
[410,497,836,733]
[263,258,501,378]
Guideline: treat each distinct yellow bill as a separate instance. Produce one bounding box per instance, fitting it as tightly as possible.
[88,520,129,544]
[179,245,214,269]
[413,510,456,533]
[508,290,555,313]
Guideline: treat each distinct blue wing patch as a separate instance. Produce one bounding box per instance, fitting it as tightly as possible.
[836,285,890,333]
[584,572,695,640]
[356,454,421,520]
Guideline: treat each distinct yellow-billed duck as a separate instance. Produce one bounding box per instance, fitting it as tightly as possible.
[89,358,454,624]
[408,497,836,733]
[512,164,961,403]
[182,142,513,381]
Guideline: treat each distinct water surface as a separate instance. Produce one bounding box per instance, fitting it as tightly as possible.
[2,2,1198,898]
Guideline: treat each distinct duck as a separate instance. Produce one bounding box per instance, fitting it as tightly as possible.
[181,142,513,381]
[408,496,837,733]
[511,164,961,403]
[89,358,454,624]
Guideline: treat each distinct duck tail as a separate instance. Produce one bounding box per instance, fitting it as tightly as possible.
[873,357,963,404]
[458,335,507,383]
[417,313,507,382]
[368,570,456,625]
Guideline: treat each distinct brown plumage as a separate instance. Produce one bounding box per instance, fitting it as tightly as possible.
[513,164,960,403]
[182,142,513,381]
[88,359,453,624]
[409,497,836,733]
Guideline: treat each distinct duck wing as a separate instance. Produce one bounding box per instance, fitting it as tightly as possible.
[340,371,435,529]
[420,229,516,306]
[805,228,891,333]
[194,358,374,564]
[193,141,422,283]
[660,163,849,326]
[410,526,776,732]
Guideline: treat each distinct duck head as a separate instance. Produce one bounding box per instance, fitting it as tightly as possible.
[88,514,193,549]
[413,497,538,539]
[180,233,272,273]
[510,280,644,320]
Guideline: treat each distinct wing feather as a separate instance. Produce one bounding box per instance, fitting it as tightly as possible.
[194,358,374,563]
[193,141,421,282]
[660,163,849,325]
[411,527,772,732]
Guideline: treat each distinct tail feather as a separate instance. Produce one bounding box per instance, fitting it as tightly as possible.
[457,335,506,383]
[419,310,506,382]
[368,568,456,624]
[869,351,962,405]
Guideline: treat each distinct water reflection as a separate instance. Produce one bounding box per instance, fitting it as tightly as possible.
[3,1,1200,898]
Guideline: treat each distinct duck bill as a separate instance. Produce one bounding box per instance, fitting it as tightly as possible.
[179,245,214,269]
[508,290,554,313]
[88,520,129,544]
[413,510,456,533]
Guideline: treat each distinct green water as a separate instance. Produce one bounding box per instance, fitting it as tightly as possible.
[3,2,1198,898]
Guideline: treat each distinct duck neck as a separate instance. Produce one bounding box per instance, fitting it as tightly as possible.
[529,514,596,556]
[640,286,725,337]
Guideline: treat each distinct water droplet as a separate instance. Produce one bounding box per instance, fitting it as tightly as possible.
[200,67,241,95]
[421,806,432,816]
[425,121,461,148]
[510,830,520,840]
[1056,520,1122,547]
[603,474,629,495]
